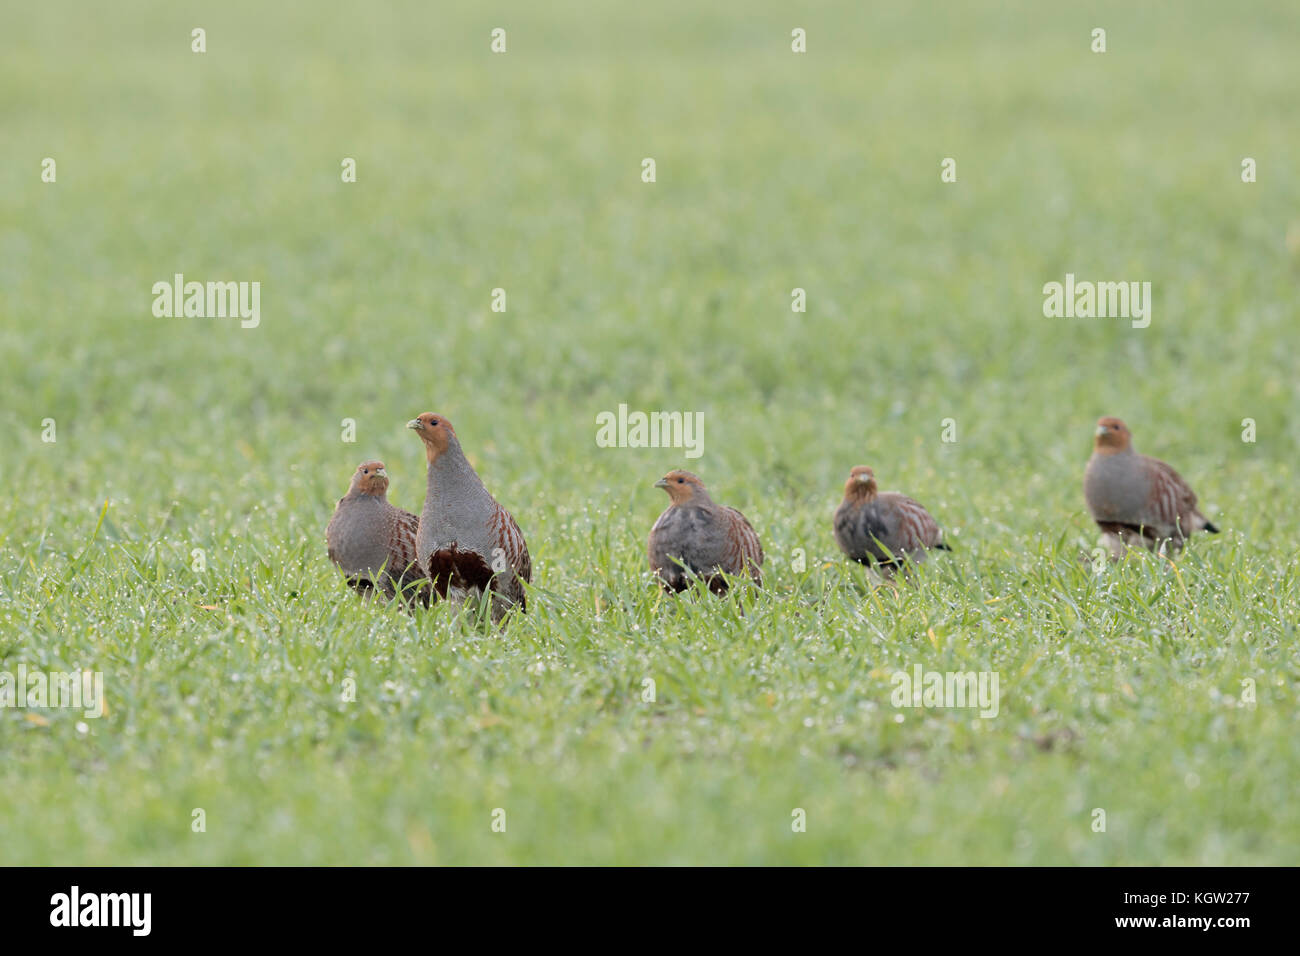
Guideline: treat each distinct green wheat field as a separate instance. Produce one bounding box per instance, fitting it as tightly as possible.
[1,1,1298,864]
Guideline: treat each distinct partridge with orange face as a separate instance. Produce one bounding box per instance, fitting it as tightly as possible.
[407,413,531,619]
[647,470,763,594]
[1084,417,1218,558]
[833,466,948,578]
[326,460,429,606]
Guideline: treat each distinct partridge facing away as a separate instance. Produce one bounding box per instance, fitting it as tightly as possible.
[833,465,948,578]
[326,460,429,606]
[1084,416,1218,558]
[647,470,763,594]
[407,413,531,619]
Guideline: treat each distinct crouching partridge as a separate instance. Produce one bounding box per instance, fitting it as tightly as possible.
[833,465,948,578]
[1084,416,1218,558]
[326,460,430,606]
[647,470,763,594]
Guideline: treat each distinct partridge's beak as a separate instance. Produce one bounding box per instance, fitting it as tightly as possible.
[407,419,422,431]
[857,473,872,484]
[653,478,668,489]
[375,467,388,479]
[1096,425,1108,437]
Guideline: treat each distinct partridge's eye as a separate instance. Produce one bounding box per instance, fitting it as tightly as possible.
[676,478,684,484]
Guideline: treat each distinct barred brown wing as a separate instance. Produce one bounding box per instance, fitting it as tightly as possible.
[1145,457,1198,530]
[724,507,764,585]
[892,495,943,552]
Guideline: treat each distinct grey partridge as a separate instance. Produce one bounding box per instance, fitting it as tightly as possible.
[1084,416,1218,558]
[833,465,948,578]
[407,413,531,620]
[326,460,429,606]
[647,470,763,594]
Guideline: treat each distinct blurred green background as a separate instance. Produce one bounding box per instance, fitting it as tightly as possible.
[0,1,1296,863]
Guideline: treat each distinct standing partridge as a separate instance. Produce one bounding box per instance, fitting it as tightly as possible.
[647,470,763,594]
[1084,416,1218,558]
[833,465,948,578]
[326,460,429,606]
[407,413,531,619]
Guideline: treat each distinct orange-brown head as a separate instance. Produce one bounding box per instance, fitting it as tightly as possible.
[843,465,878,501]
[349,460,389,497]
[1093,417,1133,455]
[654,470,707,505]
[406,412,457,463]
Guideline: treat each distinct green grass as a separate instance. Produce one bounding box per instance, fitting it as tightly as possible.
[1,0,1298,864]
